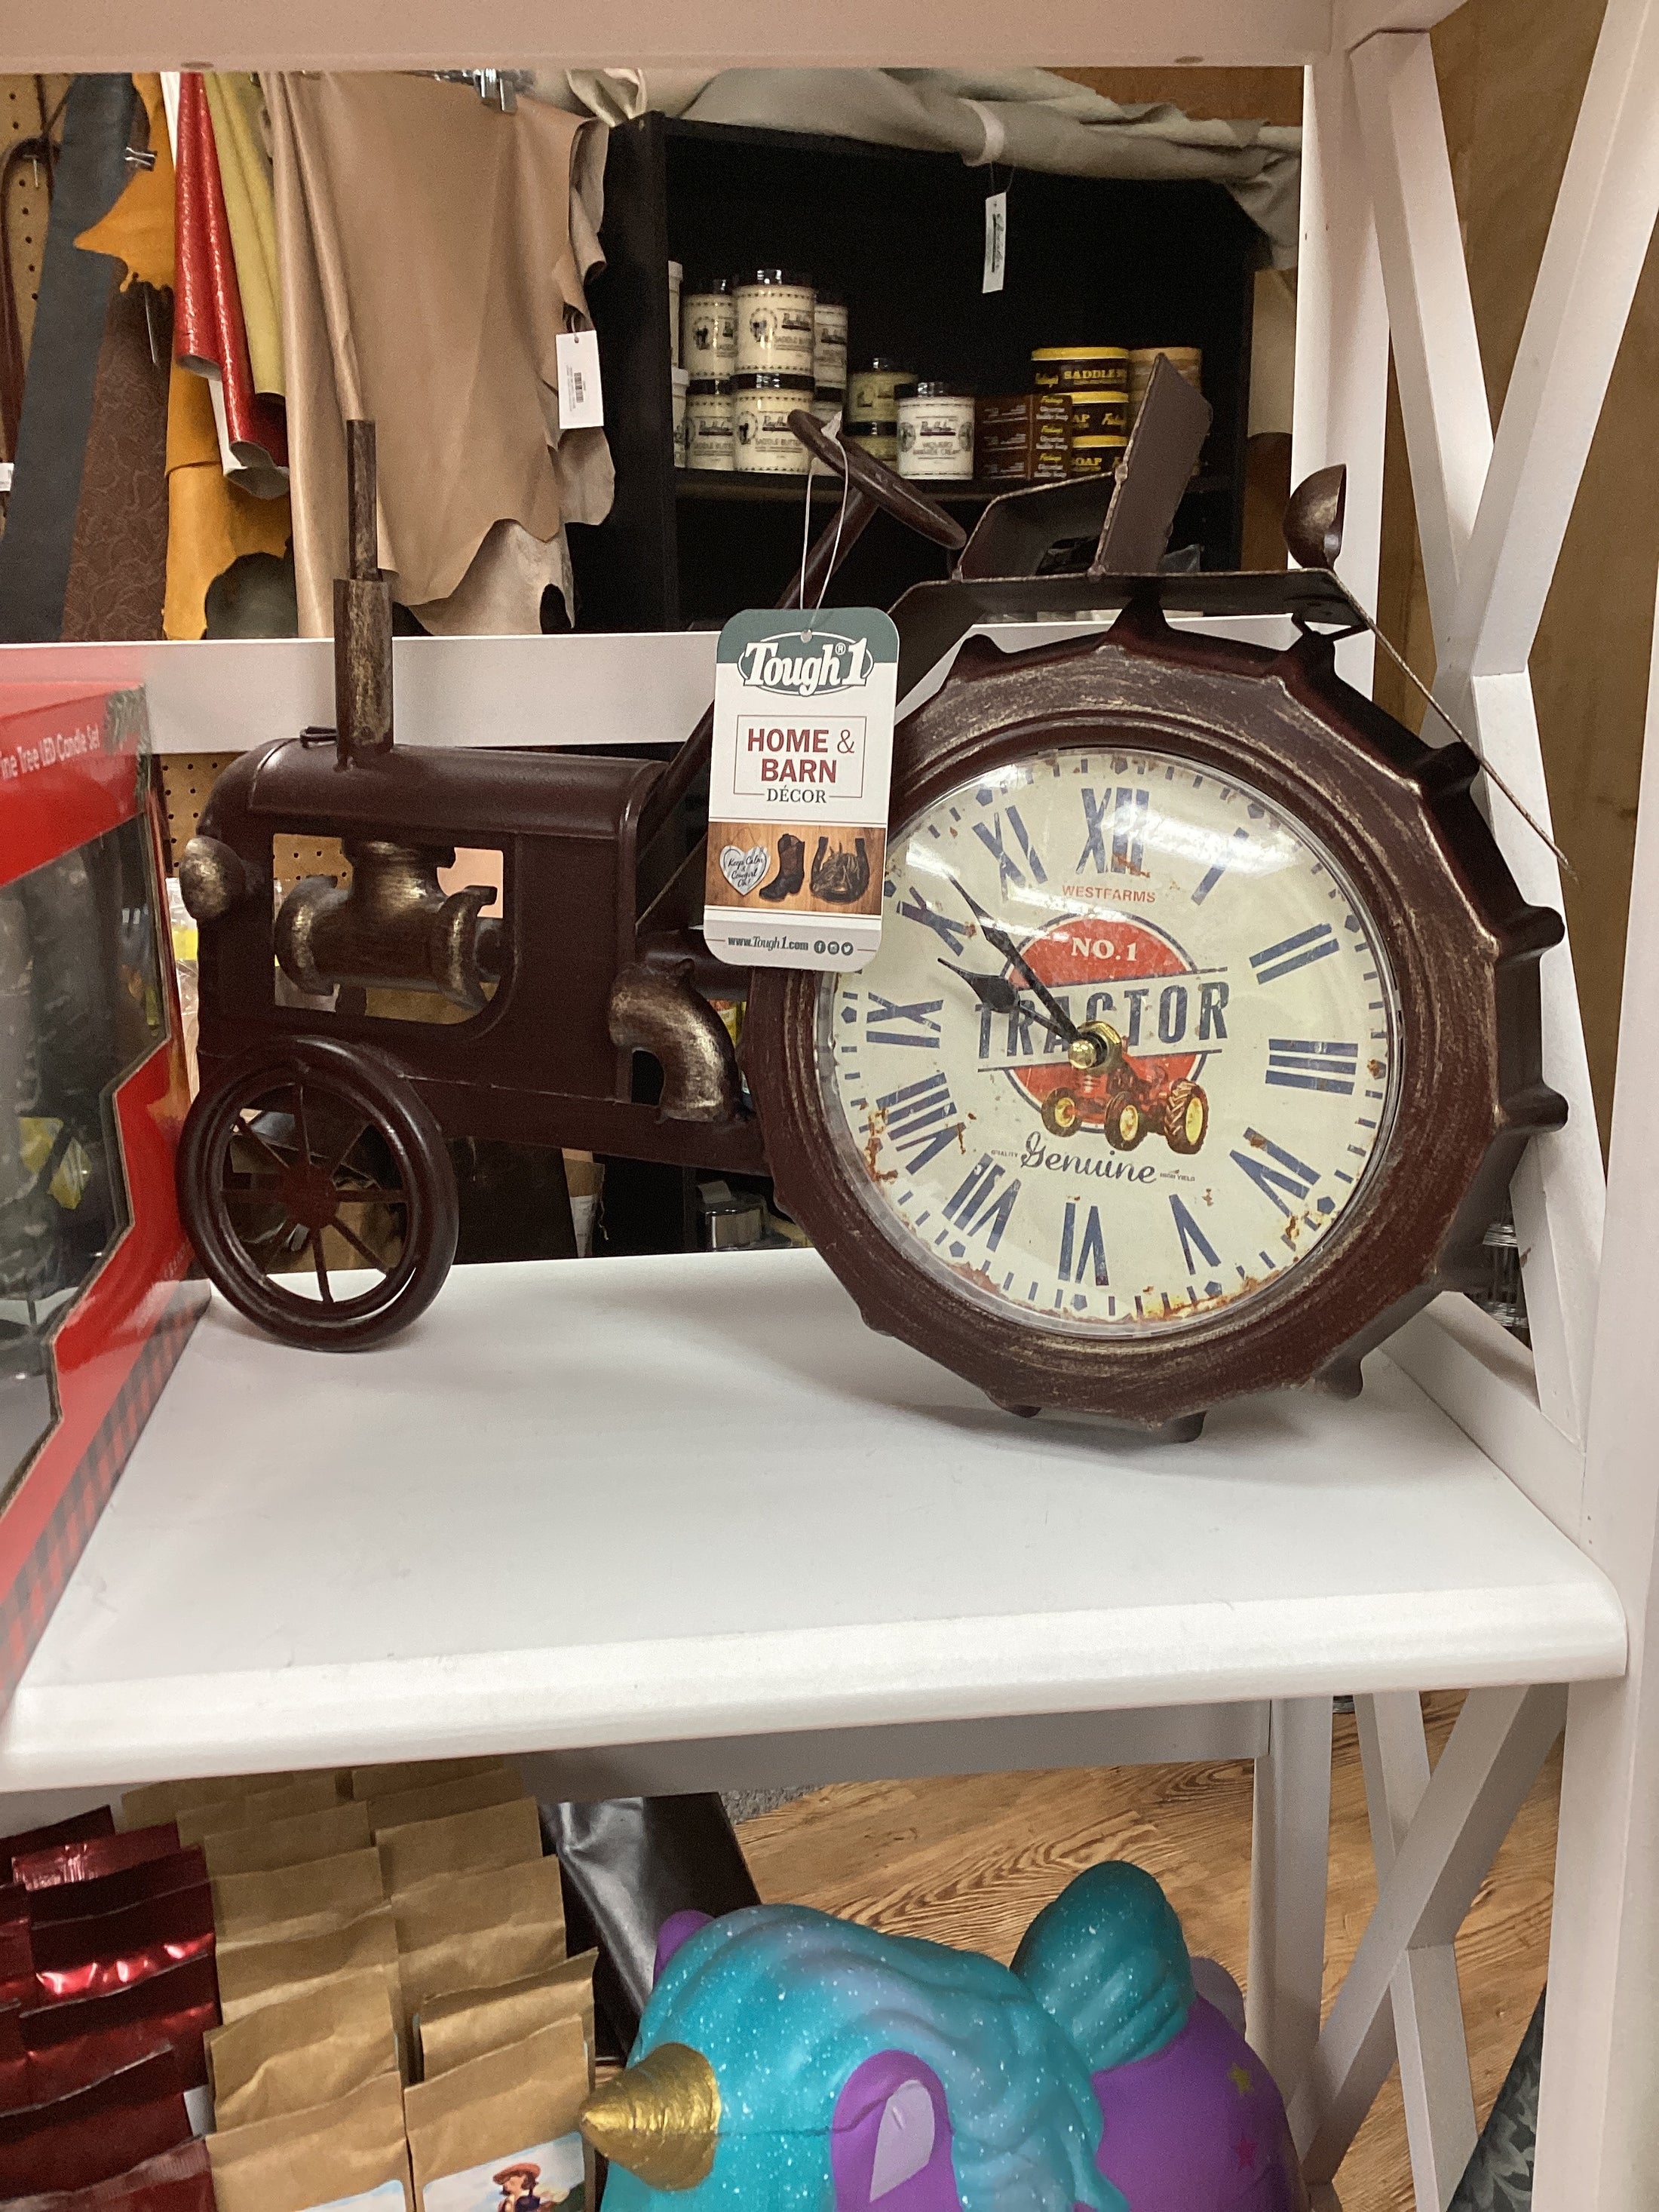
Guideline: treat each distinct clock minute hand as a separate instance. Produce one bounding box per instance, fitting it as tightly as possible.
[949,882,1113,1070]
[939,961,1020,1016]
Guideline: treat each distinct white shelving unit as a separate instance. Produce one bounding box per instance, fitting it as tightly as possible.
[0,1252,1622,1793]
[4,2,1658,2207]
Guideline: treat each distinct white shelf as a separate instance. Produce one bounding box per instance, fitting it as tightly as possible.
[0,1250,1622,1795]
[0,634,717,756]
[11,0,1355,76]
[0,618,1302,759]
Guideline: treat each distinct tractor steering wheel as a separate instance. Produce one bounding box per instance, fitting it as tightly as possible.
[787,410,967,556]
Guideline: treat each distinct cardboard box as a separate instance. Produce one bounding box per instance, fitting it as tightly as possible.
[0,683,204,1707]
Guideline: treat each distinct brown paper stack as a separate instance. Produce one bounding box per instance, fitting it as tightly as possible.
[116,1773,310,1832]
[404,2019,589,2212]
[418,1954,597,2088]
[127,1755,585,2204]
[208,2070,412,2212]
[207,1968,400,2129]
[175,1775,349,1846]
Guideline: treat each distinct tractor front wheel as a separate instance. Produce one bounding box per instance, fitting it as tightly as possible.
[178,1039,458,1351]
[1041,1090,1081,1138]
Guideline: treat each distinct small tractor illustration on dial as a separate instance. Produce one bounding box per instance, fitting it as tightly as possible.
[1038,1023,1210,1154]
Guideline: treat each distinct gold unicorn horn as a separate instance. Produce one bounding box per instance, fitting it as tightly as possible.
[579,2042,720,2190]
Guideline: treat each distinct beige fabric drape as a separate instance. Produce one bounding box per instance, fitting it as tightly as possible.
[532,66,1302,263]
[268,72,613,637]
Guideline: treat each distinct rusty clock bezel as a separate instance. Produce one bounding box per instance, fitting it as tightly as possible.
[741,600,1565,1434]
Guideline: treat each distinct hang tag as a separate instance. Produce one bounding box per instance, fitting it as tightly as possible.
[704,608,900,972]
[555,329,605,429]
[983,190,1007,294]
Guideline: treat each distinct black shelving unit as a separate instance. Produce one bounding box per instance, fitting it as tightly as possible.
[569,116,1260,634]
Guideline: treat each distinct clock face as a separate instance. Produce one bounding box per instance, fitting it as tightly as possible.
[815,746,1403,1335]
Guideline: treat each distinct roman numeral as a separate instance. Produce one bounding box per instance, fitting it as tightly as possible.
[875,1072,964,1173]
[1249,923,1339,984]
[1076,787,1149,876]
[1192,825,1250,905]
[973,805,1047,894]
[943,1155,1022,1253]
[865,994,943,1048]
[1059,1200,1110,1287]
[1266,1038,1358,1096]
[897,888,969,956]
[1170,1193,1219,1274]
[1229,1128,1321,1215]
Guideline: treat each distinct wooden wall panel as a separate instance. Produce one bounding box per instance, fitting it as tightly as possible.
[1054,66,1304,127]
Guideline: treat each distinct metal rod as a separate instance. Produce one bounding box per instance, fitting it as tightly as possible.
[345,419,379,583]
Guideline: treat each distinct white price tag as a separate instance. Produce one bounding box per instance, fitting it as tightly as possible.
[983,189,1007,294]
[555,328,605,429]
[704,608,900,972]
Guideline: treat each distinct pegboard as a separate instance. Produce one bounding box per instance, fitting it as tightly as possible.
[2,75,70,462]
[159,753,351,888]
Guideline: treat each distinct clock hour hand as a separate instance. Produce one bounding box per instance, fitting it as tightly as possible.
[949,883,1084,1043]
[948,880,1112,1069]
[939,960,1020,1016]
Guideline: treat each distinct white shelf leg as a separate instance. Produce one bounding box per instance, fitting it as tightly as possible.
[1247,1695,1333,2102]
[1293,54,1390,693]
[1467,670,1605,1448]
[1349,32,1491,649]
[1356,1692,1477,2209]
[1351,24,1609,1444]
[1290,1683,1565,2182]
[1531,558,1659,2212]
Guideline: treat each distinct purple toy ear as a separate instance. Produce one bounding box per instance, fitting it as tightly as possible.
[831,2052,960,2210]
[653,1909,714,1983]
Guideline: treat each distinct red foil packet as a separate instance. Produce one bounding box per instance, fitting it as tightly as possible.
[15,1830,182,1893]
[0,1815,115,1883]
[0,2137,213,2212]
[0,2009,171,2113]
[18,1955,219,2091]
[0,2048,192,2194]
[0,1912,37,2008]
[24,1855,207,1928]
[31,1888,214,2004]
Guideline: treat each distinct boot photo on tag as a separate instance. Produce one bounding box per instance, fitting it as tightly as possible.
[758,834,805,903]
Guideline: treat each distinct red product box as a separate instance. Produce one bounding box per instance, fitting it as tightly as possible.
[0,686,205,1712]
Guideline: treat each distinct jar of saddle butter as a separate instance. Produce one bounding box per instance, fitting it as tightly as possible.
[732,371,814,473]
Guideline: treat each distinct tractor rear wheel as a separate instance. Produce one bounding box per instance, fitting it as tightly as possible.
[1105,1100,1145,1151]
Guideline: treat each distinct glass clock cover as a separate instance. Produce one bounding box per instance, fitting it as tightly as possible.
[817,747,1402,1335]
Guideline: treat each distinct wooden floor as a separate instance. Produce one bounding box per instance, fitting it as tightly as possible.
[735,1692,1557,2212]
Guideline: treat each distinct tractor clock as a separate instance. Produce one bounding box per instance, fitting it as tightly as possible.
[743,595,1565,1440]
[176,391,1563,1441]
